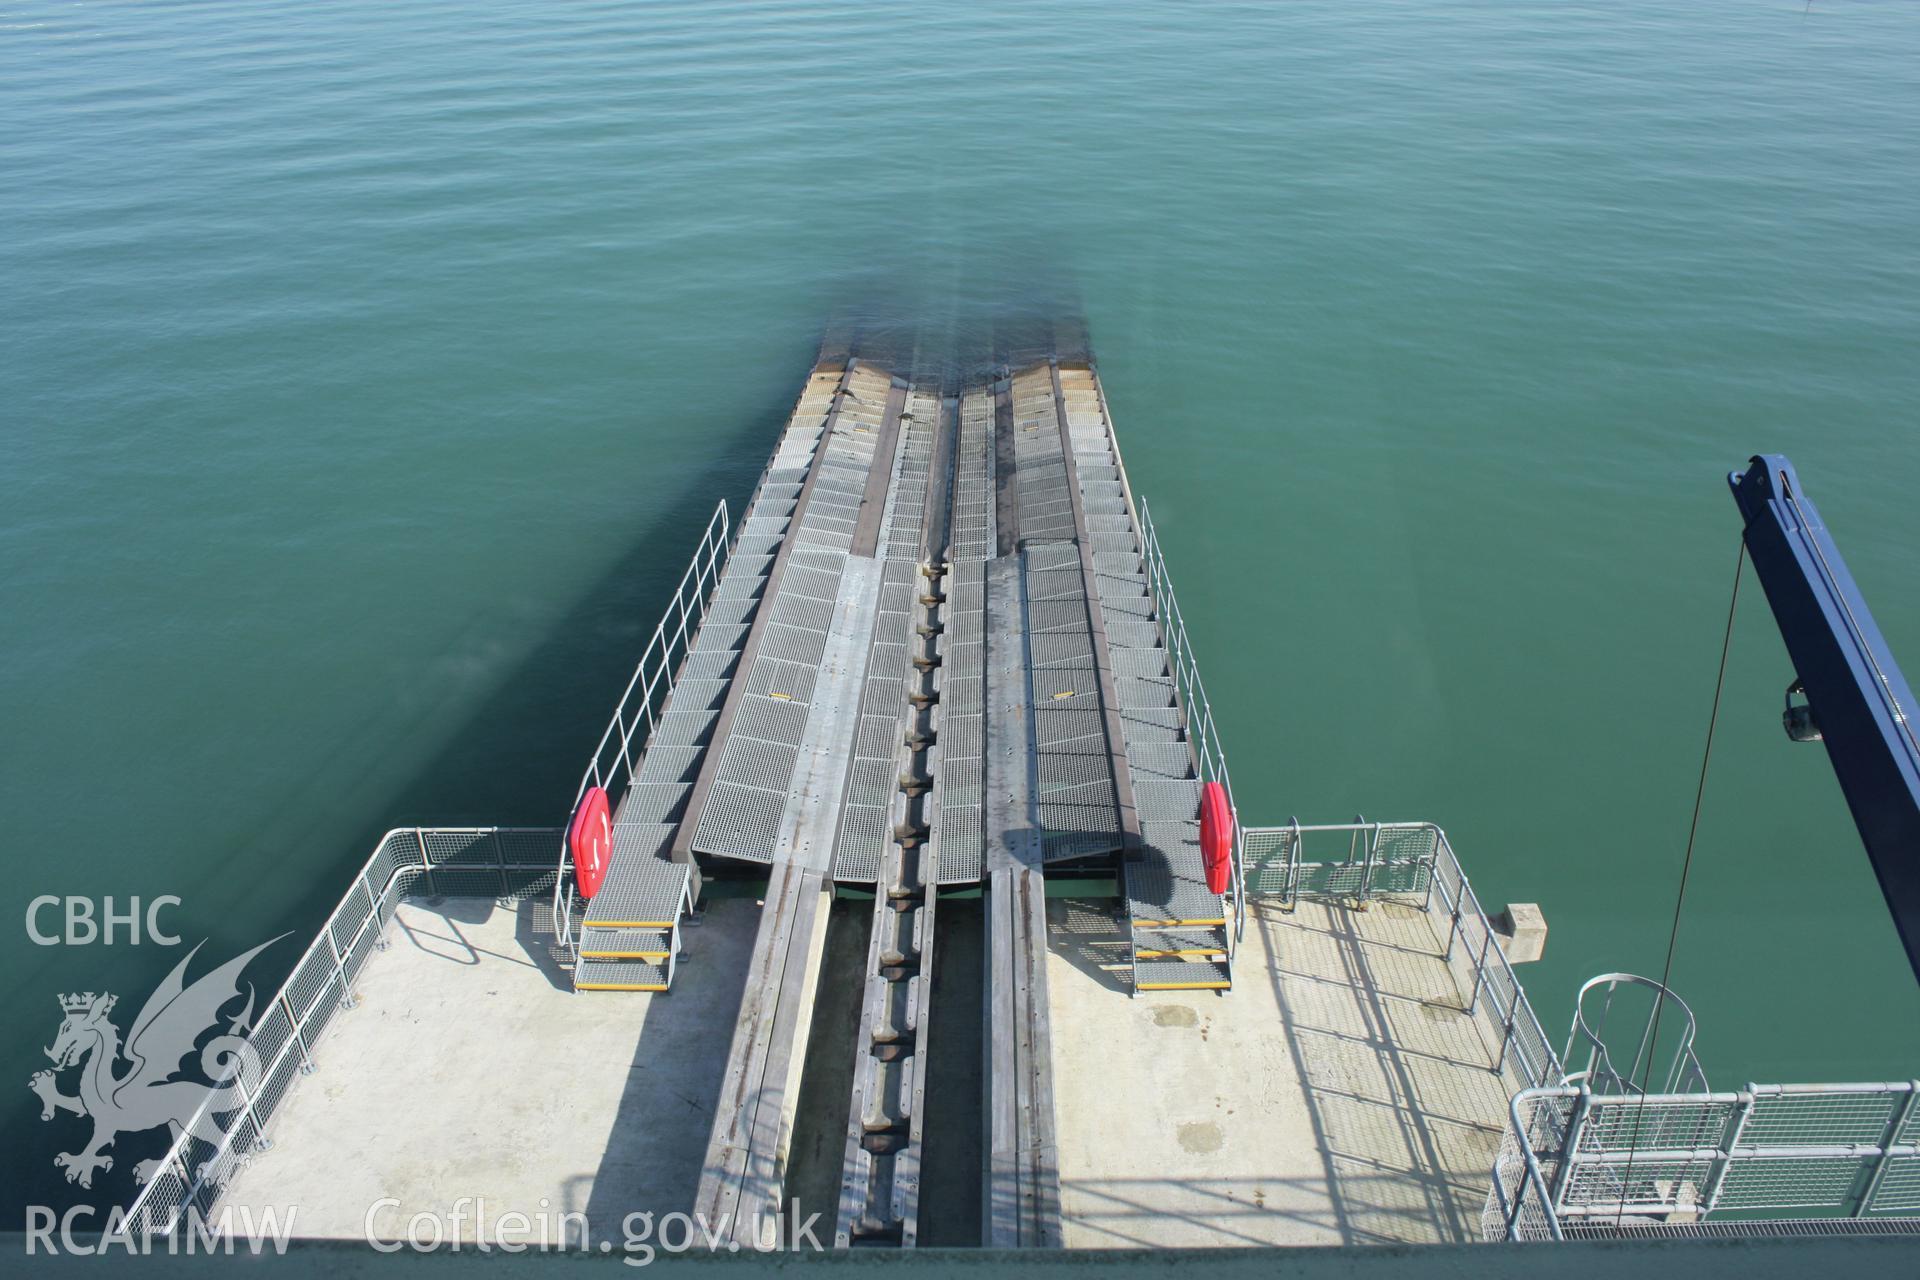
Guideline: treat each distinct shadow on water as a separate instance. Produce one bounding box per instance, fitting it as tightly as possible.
[4,305,1098,1230]
[1,337,815,1227]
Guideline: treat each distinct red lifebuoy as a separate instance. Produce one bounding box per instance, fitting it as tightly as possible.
[1199,780,1233,895]
[569,786,613,900]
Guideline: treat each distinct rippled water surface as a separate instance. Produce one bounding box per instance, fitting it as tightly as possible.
[5,0,1920,1222]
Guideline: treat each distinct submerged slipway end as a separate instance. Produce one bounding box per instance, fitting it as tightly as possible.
[130,353,1920,1255]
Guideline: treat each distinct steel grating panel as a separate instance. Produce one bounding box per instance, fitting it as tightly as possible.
[1037,746,1117,792]
[1133,777,1202,822]
[746,659,819,705]
[856,713,902,760]
[574,958,670,991]
[679,650,742,682]
[704,597,761,627]
[667,678,730,713]
[1125,822,1225,925]
[619,782,691,825]
[760,622,831,667]
[651,710,719,747]
[769,594,836,632]
[1112,648,1171,680]
[733,693,810,746]
[695,781,785,862]
[1125,742,1197,779]
[1034,704,1105,747]
[1029,631,1095,668]
[578,926,673,959]
[1133,957,1231,990]
[608,823,677,860]
[583,856,690,928]
[940,804,983,882]
[1032,670,1095,703]
[694,622,752,652]
[1117,675,1177,709]
[832,804,891,882]
[715,736,800,790]
[847,756,898,805]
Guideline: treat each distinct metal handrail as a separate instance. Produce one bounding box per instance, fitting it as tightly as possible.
[1138,501,1246,953]
[1242,818,1564,1090]
[1487,1080,1920,1239]
[551,501,730,954]
[122,827,560,1234]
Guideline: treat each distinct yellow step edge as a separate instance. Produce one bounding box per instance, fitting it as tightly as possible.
[1134,948,1228,959]
[580,950,671,961]
[576,982,669,992]
[1137,981,1232,991]
[1132,917,1228,929]
[584,919,677,929]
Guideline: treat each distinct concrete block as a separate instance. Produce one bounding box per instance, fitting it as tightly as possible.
[1493,903,1548,964]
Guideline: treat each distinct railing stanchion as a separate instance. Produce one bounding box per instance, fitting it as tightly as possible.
[415,827,435,898]
[1467,917,1493,1015]
[1857,1081,1920,1217]
[284,992,316,1076]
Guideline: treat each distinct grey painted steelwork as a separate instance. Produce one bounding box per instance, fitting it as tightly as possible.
[980,551,1063,1247]
[563,358,1253,1245]
[1492,1080,1920,1240]
[1052,364,1238,991]
[835,393,949,1246]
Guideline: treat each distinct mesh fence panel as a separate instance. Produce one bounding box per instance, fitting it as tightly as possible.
[1564,1157,1716,1212]
[327,880,373,957]
[1716,1155,1873,1212]
[1579,1097,1735,1154]
[252,1035,305,1135]
[1870,1156,1920,1213]
[423,829,495,865]
[1745,1090,1904,1147]
[496,828,560,867]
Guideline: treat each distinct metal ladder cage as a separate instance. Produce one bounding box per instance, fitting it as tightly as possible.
[1136,501,1246,952]
[550,500,730,956]
[1489,1078,1920,1240]
[1485,973,1920,1240]
[1564,972,1710,1098]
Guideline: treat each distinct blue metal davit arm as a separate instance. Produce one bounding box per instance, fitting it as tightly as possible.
[1730,455,1920,983]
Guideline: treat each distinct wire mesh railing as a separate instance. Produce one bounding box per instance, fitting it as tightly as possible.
[1487,1080,1920,1240]
[1242,819,1563,1094]
[550,500,730,954]
[1137,501,1245,953]
[119,827,561,1236]
[1242,819,1442,904]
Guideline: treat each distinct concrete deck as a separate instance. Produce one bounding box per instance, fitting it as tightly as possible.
[222,895,756,1246]
[1048,896,1512,1248]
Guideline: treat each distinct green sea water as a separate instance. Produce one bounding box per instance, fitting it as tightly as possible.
[4,0,1920,1225]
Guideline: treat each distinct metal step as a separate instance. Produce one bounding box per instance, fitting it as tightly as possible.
[583,857,690,929]
[578,926,674,960]
[1133,957,1232,992]
[574,958,671,991]
[1125,822,1227,928]
[1131,925,1229,959]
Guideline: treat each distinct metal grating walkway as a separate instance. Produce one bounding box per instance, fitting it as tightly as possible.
[566,353,1238,1244]
[1057,364,1231,991]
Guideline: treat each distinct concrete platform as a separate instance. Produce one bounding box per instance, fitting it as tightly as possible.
[221,895,756,1246]
[1048,896,1512,1248]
